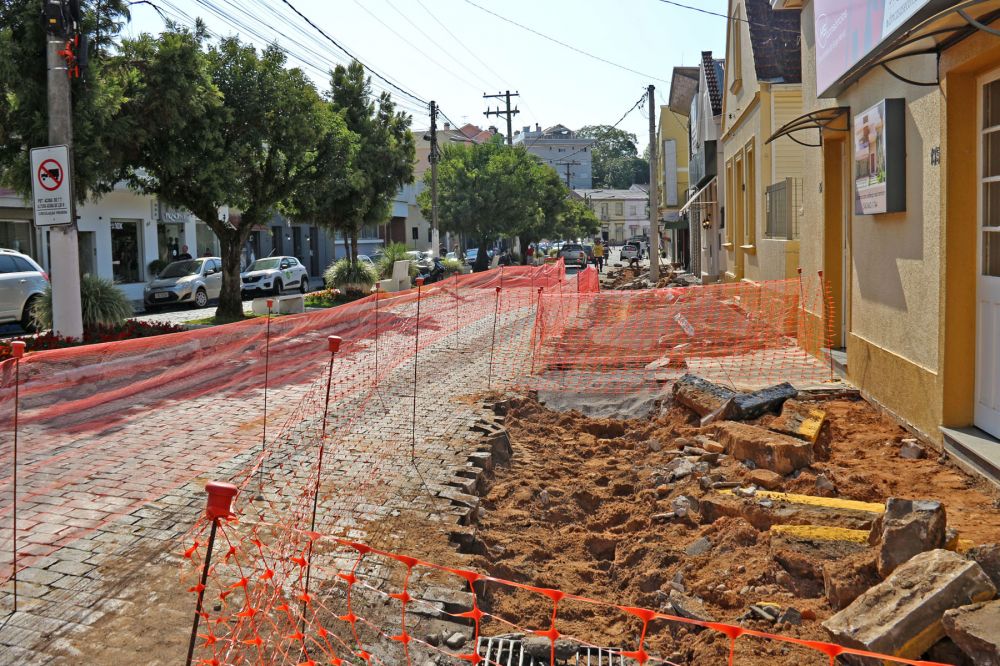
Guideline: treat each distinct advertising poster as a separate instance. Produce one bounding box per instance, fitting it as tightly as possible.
[814,0,938,96]
[854,99,905,215]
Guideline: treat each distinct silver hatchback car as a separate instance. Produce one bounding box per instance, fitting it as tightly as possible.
[0,248,48,331]
[144,257,223,310]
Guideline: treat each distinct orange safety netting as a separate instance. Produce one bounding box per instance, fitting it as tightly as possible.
[179,514,948,666]
[521,272,834,395]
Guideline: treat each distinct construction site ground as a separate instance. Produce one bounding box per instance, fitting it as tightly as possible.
[469,393,1000,665]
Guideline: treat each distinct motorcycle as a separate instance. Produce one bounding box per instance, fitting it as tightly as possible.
[416,257,447,284]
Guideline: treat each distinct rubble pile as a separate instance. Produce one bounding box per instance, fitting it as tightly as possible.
[468,378,1000,665]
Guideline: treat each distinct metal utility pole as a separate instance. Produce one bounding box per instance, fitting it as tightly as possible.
[44,0,83,338]
[561,160,581,189]
[483,90,520,146]
[429,100,440,258]
[647,84,660,282]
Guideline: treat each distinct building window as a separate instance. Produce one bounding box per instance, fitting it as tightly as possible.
[744,139,756,246]
[157,222,185,262]
[629,206,636,216]
[725,159,734,245]
[110,218,142,283]
[0,220,34,258]
[600,203,608,218]
[196,222,220,258]
[412,226,419,240]
[615,202,623,216]
[558,148,565,152]
[272,226,284,254]
[765,178,802,240]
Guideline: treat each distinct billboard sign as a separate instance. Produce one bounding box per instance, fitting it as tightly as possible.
[814,0,941,96]
[854,98,906,215]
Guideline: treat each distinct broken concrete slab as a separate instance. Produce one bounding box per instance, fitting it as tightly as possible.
[700,491,880,531]
[769,400,827,443]
[748,469,785,491]
[771,525,868,582]
[667,590,716,622]
[703,382,798,425]
[924,638,974,666]
[524,636,579,661]
[822,549,997,660]
[899,439,927,460]
[684,536,713,556]
[672,374,737,416]
[942,600,1000,666]
[967,544,1000,592]
[702,421,814,474]
[871,498,947,578]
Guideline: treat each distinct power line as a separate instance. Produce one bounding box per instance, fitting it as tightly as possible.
[413,0,508,88]
[554,92,647,165]
[653,0,803,37]
[461,0,670,84]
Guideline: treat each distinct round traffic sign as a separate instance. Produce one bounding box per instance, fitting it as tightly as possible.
[37,159,63,192]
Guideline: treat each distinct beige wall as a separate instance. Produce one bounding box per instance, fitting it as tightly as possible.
[771,87,805,183]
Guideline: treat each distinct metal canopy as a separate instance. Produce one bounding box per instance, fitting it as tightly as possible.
[766,107,850,147]
[828,0,1000,93]
[679,176,718,217]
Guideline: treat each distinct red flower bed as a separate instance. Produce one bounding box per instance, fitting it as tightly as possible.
[0,320,188,361]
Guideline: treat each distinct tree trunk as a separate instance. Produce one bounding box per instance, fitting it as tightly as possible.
[342,233,349,262]
[473,240,490,272]
[350,230,359,266]
[217,230,246,321]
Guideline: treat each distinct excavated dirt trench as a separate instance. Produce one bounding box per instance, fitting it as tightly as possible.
[469,394,1000,665]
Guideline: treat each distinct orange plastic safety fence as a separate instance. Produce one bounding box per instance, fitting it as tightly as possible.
[518,274,834,395]
[180,518,949,666]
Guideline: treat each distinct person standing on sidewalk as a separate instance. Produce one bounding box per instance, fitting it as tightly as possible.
[593,240,604,272]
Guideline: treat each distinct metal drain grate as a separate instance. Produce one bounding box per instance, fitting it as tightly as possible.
[476,635,631,666]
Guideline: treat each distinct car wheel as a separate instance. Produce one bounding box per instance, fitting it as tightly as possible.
[272,279,283,296]
[20,295,39,333]
[193,288,209,308]
[299,277,309,294]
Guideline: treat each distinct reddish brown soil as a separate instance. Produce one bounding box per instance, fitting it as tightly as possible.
[470,395,1000,665]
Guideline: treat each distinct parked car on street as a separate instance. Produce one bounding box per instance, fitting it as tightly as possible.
[241,256,309,297]
[144,257,222,310]
[357,254,375,268]
[558,243,588,267]
[0,248,48,331]
[620,242,641,262]
[582,244,595,265]
[627,236,649,256]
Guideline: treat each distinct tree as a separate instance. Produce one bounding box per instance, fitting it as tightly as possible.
[578,125,649,189]
[0,0,132,199]
[306,60,414,266]
[420,137,570,272]
[554,197,600,241]
[121,33,345,320]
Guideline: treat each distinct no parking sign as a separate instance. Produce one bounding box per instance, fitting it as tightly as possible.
[30,145,73,226]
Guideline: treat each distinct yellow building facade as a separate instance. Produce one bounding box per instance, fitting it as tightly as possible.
[657,73,695,265]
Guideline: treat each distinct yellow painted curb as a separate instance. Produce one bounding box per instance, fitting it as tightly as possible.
[720,488,885,514]
[770,524,870,543]
[797,409,826,443]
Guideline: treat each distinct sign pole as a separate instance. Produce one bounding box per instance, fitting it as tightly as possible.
[44,25,83,338]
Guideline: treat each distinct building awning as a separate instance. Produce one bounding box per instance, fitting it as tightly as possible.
[766,107,850,147]
[831,0,1000,93]
[679,177,718,217]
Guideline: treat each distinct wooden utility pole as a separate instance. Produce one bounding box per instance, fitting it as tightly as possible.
[560,160,581,189]
[483,90,520,146]
[647,84,660,282]
[429,100,440,258]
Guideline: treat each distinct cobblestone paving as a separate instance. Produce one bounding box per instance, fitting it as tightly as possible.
[0,284,539,665]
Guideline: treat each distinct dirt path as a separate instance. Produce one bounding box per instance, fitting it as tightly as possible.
[469,395,1000,665]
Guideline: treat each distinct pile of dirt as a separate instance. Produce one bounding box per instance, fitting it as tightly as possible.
[469,394,1000,664]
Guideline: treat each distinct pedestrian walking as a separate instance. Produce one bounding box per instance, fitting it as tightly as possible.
[593,240,604,272]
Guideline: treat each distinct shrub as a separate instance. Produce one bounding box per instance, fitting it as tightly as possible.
[324,258,377,292]
[376,243,418,279]
[32,274,133,331]
[441,258,463,276]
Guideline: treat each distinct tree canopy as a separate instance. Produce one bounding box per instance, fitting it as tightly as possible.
[578,125,650,190]
[419,137,581,271]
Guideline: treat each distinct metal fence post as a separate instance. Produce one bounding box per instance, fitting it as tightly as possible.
[9,340,24,614]
[488,286,501,390]
[255,299,274,502]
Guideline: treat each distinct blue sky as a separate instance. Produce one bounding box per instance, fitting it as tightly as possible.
[127,0,729,151]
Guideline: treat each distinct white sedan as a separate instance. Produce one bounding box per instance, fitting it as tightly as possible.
[241,256,309,296]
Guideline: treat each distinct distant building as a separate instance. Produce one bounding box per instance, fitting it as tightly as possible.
[575,185,649,243]
[658,67,699,270]
[513,124,595,190]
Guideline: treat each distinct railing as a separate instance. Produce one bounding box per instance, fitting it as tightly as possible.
[764,178,802,240]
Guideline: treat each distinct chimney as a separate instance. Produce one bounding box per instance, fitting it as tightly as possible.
[444,122,450,130]
[535,123,541,132]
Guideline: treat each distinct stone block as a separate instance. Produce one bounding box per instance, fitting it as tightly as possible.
[769,400,827,443]
[748,469,784,491]
[942,600,1000,666]
[702,421,814,474]
[822,550,997,661]
[872,498,947,578]
[672,374,735,416]
[822,551,880,611]
[967,544,1000,592]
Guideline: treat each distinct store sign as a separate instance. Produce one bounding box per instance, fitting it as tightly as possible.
[157,201,194,224]
[814,0,943,96]
[854,99,906,215]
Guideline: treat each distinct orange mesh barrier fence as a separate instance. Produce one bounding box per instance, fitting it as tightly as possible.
[0,261,567,588]
[520,272,833,395]
[179,491,948,666]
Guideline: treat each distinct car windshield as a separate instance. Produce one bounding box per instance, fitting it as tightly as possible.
[562,244,583,252]
[249,258,281,271]
[159,260,202,278]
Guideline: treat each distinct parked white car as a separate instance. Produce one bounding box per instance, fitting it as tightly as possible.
[144,257,223,310]
[241,256,309,296]
[0,248,48,331]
